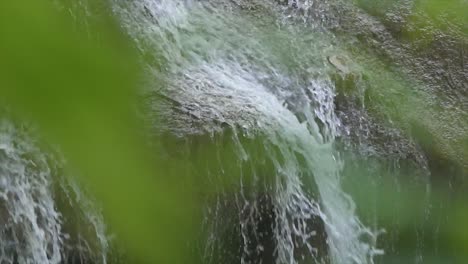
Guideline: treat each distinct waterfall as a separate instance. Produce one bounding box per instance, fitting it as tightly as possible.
[2,0,465,263]
[0,118,109,264]
[112,0,381,263]
[0,0,385,263]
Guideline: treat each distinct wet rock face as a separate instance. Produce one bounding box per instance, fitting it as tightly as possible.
[325,54,429,169]
[331,0,468,88]
[275,0,467,174]
[239,194,276,264]
[204,194,329,264]
[347,8,468,101]
[337,4,468,173]
[352,0,467,95]
[229,0,263,10]
[328,55,351,75]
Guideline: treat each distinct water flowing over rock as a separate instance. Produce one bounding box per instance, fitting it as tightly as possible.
[0,118,109,264]
[113,0,382,263]
[1,0,466,263]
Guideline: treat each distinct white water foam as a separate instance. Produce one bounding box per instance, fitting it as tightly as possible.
[112,0,382,262]
[0,118,109,264]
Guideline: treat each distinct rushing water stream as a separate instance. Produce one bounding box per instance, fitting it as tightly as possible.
[1,0,467,263]
[112,0,382,262]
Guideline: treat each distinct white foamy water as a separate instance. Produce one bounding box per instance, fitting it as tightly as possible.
[0,118,109,264]
[0,120,62,264]
[112,0,381,263]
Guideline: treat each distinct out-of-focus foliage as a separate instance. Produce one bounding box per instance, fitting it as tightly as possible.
[341,153,468,263]
[0,0,467,263]
[0,1,197,263]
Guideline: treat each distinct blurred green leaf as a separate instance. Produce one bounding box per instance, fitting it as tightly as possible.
[0,1,197,262]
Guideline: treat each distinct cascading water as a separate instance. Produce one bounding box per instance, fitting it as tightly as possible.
[112,0,381,263]
[0,120,63,264]
[4,0,463,263]
[0,117,109,264]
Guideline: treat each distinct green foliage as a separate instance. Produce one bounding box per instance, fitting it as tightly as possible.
[1,0,467,263]
[341,153,468,262]
[0,1,196,262]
